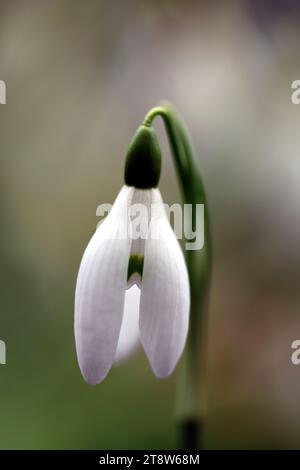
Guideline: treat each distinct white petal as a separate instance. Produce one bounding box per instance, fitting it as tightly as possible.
[114,285,141,363]
[75,186,134,384]
[129,189,152,258]
[139,189,190,378]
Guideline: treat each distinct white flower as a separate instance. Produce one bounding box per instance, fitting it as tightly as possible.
[75,115,192,386]
[75,185,190,384]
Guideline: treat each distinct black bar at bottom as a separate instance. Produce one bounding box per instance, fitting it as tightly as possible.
[0,450,297,467]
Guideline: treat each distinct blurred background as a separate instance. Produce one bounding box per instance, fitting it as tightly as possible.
[0,0,300,449]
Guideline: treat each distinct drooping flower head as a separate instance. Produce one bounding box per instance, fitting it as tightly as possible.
[75,124,190,384]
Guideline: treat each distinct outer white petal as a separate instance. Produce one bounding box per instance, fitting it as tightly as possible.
[139,189,190,378]
[114,285,141,363]
[75,186,134,384]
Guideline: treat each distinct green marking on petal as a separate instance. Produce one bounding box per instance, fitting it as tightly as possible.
[127,254,144,282]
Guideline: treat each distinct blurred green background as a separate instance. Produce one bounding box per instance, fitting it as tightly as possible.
[0,0,300,449]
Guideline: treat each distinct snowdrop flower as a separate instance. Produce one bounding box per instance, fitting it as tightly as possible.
[75,125,190,385]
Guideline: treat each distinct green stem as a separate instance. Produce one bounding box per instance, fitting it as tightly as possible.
[144,103,212,449]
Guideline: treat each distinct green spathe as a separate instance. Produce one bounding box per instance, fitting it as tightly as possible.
[124,125,161,188]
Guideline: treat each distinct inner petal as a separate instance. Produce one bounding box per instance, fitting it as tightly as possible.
[127,189,153,287]
[115,285,141,362]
